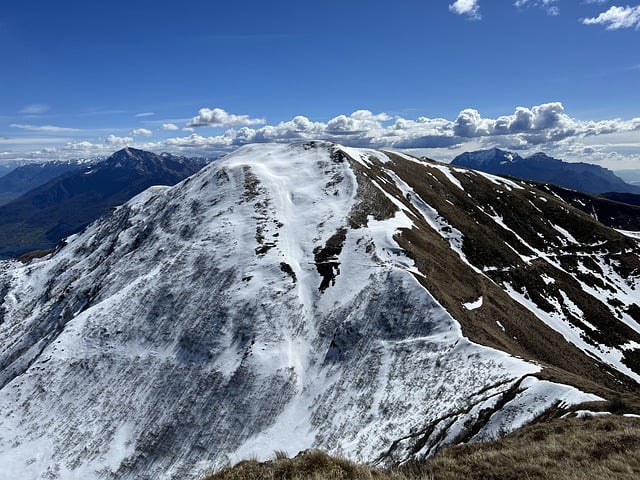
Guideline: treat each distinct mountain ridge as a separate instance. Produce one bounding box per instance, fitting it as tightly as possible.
[0,148,207,259]
[451,147,640,195]
[0,142,638,479]
[0,160,84,206]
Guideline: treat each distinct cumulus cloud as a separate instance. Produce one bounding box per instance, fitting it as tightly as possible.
[453,109,492,137]
[159,104,637,155]
[187,107,266,127]
[136,106,640,158]
[10,123,81,133]
[130,128,153,136]
[514,0,560,16]
[582,5,640,29]
[105,134,133,147]
[5,103,640,170]
[161,123,180,131]
[449,0,481,20]
[452,102,578,144]
[326,110,391,134]
[228,116,326,145]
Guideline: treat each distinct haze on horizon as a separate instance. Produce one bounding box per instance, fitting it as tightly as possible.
[1,0,639,170]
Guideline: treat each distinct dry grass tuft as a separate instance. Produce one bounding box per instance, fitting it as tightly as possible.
[401,415,640,480]
[205,449,389,480]
[201,415,640,480]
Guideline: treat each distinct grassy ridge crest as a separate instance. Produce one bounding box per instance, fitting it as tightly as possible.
[202,415,640,480]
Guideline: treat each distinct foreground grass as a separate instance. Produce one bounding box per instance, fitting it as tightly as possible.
[202,415,640,480]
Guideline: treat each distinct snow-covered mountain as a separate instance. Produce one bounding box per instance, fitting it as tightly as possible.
[1,142,639,479]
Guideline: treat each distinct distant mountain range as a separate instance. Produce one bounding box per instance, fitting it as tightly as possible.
[0,148,207,259]
[0,165,14,179]
[0,160,84,206]
[616,169,640,186]
[451,148,640,195]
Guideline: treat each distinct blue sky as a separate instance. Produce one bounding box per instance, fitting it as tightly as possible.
[1,0,639,169]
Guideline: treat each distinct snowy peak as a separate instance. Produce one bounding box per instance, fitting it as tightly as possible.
[0,142,638,479]
[451,147,523,168]
[103,147,203,174]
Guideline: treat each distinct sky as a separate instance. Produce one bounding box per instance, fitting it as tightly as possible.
[1,0,639,170]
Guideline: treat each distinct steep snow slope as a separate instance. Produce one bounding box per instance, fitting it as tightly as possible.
[0,142,635,479]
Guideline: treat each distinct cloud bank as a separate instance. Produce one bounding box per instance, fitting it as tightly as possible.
[9,102,639,170]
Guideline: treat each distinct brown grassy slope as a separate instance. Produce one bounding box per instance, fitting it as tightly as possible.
[201,415,640,480]
[346,151,640,401]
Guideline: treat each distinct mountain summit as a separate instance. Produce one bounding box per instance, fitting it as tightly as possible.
[0,142,638,479]
[451,148,639,194]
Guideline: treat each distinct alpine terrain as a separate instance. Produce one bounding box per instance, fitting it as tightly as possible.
[530,183,640,231]
[0,148,207,259]
[0,142,639,479]
[451,147,640,195]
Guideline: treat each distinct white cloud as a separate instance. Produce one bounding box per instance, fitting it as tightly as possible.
[160,132,232,150]
[449,0,481,20]
[218,104,640,156]
[4,104,640,170]
[326,110,391,134]
[18,104,50,115]
[105,134,133,147]
[453,109,492,137]
[453,103,574,143]
[187,107,266,127]
[582,5,640,29]
[135,112,155,117]
[130,128,153,136]
[66,141,96,151]
[514,0,560,16]
[161,123,180,131]
[10,123,81,133]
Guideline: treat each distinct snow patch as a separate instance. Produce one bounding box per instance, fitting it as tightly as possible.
[463,296,483,310]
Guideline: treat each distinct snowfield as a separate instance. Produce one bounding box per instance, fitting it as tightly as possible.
[0,142,625,480]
